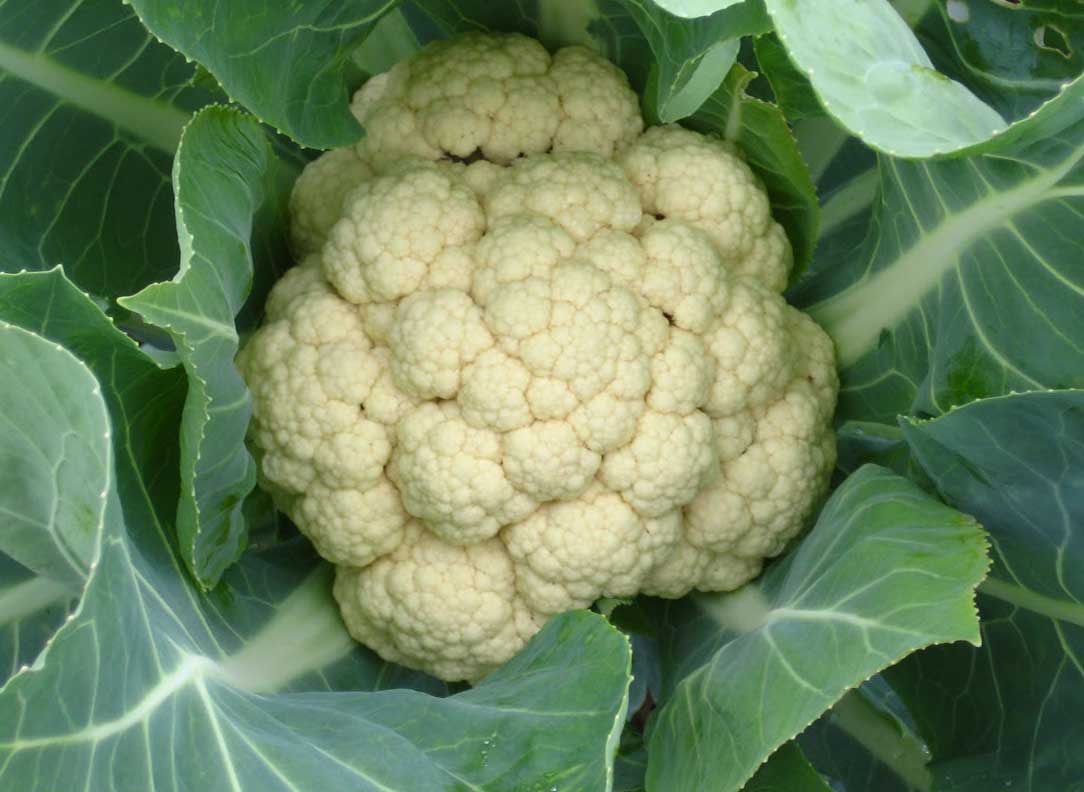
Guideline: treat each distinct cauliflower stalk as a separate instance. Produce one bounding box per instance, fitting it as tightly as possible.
[238,32,838,682]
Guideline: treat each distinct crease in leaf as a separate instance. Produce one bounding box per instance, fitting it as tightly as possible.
[119,106,285,590]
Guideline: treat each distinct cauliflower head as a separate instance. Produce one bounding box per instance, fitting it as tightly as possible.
[239,32,838,682]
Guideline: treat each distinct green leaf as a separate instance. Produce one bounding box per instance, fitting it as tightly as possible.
[911,0,1084,121]
[0,0,214,298]
[119,107,291,589]
[0,268,187,573]
[0,319,114,685]
[686,62,820,274]
[786,115,877,289]
[763,0,1007,156]
[617,0,772,122]
[0,266,187,687]
[834,422,933,491]
[889,390,1084,788]
[802,76,1084,424]
[745,742,830,791]
[127,0,393,149]
[353,7,423,76]
[752,33,823,120]
[644,466,988,792]
[0,305,634,790]
[614,728,649,792]
[0,326,107,585]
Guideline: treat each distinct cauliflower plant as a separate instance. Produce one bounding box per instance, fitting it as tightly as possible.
[238,32,838,682]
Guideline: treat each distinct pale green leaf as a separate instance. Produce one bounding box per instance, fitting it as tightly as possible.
[120,107,291,589]
[645,466,988,791]
[619,0,771,122]
[0,324,108,585]
[764,0,1007,156]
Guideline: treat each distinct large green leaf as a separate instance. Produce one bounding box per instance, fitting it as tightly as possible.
[120,107,292,589]
[0,295,633,792]
[801,76,1084,424]
[0,0,213,298]
[763,0,1007,156]
[0,269,190,575]
[912,0,1084,121]
[127,0,393,149]
[0,324,108,585]
[644,466,988,791]
[889,390,1084,789]
[0,266,187,688]
[686,62,819,274]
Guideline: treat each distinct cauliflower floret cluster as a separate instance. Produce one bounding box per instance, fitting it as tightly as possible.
[239,32,838,682]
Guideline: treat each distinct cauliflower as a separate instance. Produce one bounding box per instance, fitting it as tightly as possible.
[238,32,838,682]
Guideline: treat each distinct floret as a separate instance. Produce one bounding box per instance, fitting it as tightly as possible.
[241,32,837,682]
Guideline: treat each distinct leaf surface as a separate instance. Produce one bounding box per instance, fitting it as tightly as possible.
[128,0,393,149]
[120,107,292,589]
[0,0,213,297]
[763,0,1006,156]
[644,466,988,791]
[891,390,1084,789]
[745,742,830,791]
[802,77,1084,423]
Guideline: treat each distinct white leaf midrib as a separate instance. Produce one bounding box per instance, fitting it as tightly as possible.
[0,41,188,153]
[811,142,1084,366]
[0,567,356,751]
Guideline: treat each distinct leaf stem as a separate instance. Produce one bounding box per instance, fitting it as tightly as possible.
[215,565,356,693]
[979,577,1084,627]
[0,577,72,626]
[819,169,879,237]
[830,689,932,792]
[0,42,188,152]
